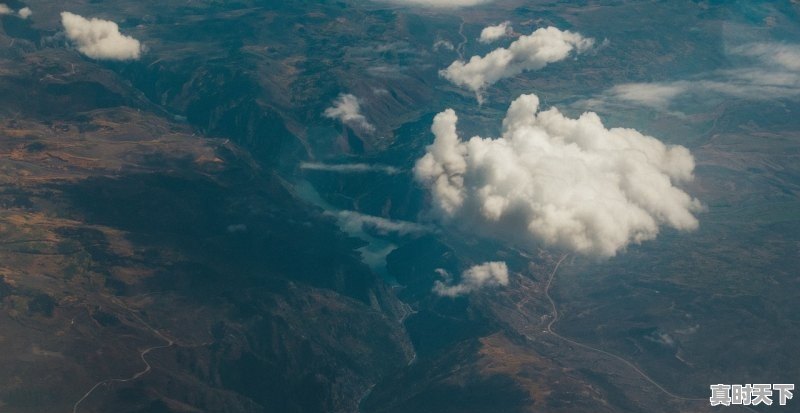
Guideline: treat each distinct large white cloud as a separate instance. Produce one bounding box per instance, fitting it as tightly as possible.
[0,4,12,15]
[479,21,512,44]
[433,261,509,297]
[415,94,702,257]
[18,7,32,19]
[441,27,595,101]
[61,12,142,61]
[323,93,376,134]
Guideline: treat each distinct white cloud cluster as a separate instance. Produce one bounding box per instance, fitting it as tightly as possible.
[0,4,31,18]
[0,3,33,20]
[479,21,512,44]
[323,93,376,134]
[441,27,594,100]
[383,0,491,8]
[415,94,702,257]
[433,262,509,297]
[300,162,400,175]
[61,12,142,61]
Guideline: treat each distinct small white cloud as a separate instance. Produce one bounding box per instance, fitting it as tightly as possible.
[433,262,509,297]
[61,12,143,61]
[441,27,595,101]
[18,7,31,19]
[0,4,12,15]
[415,94,701,257]
[479,21,512,44]
[323,93,376,134]
[300,162,401,175]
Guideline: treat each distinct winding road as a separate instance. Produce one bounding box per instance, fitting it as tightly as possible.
[71,298,175,413]
[541,255,759,413]
[71,338,173,413]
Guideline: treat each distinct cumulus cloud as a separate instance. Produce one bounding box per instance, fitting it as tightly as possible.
[415,94,702,257]
[323,93,376,134]
[433,262,509,297]
[61,12,142,61]
[382,0,491,8]
[441,27,595,101]
[479,21,512,44]
[0,4,12,15]
[18,7,31,19]
[300,162,401,175]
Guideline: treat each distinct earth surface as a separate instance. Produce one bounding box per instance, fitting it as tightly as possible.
[0,1,797,412]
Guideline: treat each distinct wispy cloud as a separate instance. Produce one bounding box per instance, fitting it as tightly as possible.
[380,0,492,8]
[733,42,800,71]
[300,162,401,175]
[607,82,691,110]
[433,39,455,52]
[333,210,430,237]
[590,42,800,111]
